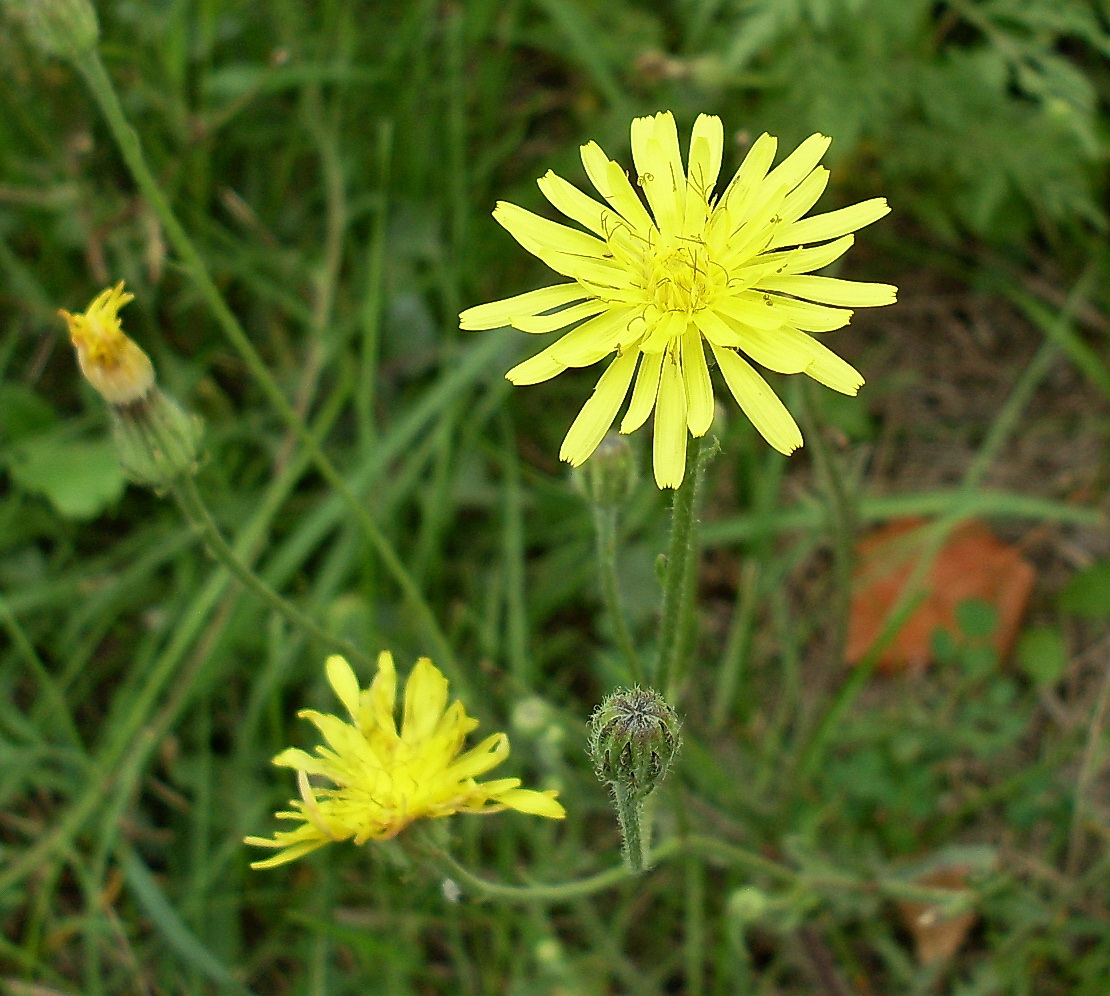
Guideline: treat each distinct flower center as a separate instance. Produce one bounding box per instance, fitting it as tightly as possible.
[647,242,717,314]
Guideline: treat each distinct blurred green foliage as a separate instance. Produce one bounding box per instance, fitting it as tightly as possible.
[1,0,1108,993]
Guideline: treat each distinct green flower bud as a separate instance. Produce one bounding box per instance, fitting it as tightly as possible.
[8,0,99,61]
[588,686,681,800]
[573,432,637,509]
[727,886,772,927]
[108,388,204,488]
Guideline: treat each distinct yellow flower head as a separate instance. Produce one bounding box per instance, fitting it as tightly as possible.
[245,652,566,869]
[460,112,897,488]
[60,282,155,405]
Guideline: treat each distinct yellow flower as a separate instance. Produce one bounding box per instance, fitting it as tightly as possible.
[60,282,155,405]
[460,112,897,488]
[245,652,566,869]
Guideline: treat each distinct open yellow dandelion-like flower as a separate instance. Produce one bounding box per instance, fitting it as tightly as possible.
[59,281,154,405]
[245,652,565,869]
[460,112,897,488]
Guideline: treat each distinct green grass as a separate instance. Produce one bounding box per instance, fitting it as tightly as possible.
[2,1,1110,993]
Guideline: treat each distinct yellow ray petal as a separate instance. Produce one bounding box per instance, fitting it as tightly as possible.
[580,141,655,233]
[710,342,803,455]
[511,299,608,333]
[639,309,689,353]
[695,309,804,373]
[769,197,890,249]
[799,336,866,395]
[460,283,585,330]
[536,170,610,235]
[757,274,898,307]
[369,651,398,738]
[762,133,831,195]
[534,248,630,287]
[493,201,608,259]
[325,655,361,722]
[681,327,714,436]
[653,348,688,488]
[549,307,637,367]
[780,166,829,225]
[718,132,778,222]
[686,114,724,201]
[758,235,855,276]
[718,182,791,267]
[497,788,567,818]
[506,346,566,386]
[559,349,639,466]
[720,292,854,333]
[621,349,664,433]
[632,112,685,233]
[401,657,449,743]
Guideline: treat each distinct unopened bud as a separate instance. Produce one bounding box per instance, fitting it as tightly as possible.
[61,283,153,405]
[9,0,99,61]
[588,686,681,799]
[573,433,637,508]
[108,390,203,487]
[61,282,202,487]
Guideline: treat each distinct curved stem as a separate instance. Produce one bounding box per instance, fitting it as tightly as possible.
[169,476,373,670]
[74,50,463,691]
[592,505,643,684]
[419,830,974,910]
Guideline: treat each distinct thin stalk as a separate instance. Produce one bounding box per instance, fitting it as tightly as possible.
[73,50,462,689]
[169,476,372,670]
[799,379,856,671]
[612,784,647,872]
[0,594,84,751]
[657,435,714,702]
[795,267,1094,780]
[1066,652,1110,876]
[593,504,644,684]
[709,559,758,733]
[0,391,339,896]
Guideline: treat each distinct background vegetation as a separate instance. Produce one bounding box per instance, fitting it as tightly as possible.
[1,0,1109,992]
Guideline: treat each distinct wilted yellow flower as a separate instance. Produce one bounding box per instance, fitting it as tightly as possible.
[246,652,565,869]
[460,112,896,488]
[60,282,154,404]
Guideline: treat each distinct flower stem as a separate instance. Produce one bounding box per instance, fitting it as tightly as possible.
[169,476,372,670]
[73,50,463,691]
[592,505,643,684]
[656,435,714,702]
[612,784,648,872]
[798,380,856,672]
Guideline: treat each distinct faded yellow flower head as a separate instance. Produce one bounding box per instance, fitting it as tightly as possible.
[460,111,897,488]
[60,282,154,405]
[246,652,565,869]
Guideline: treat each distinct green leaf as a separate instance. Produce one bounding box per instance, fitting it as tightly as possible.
[1016,625,1069,687]
[7,432,126,520]
[956,598,999,639]
[1058,562,1110,619]
[0,384,58,442]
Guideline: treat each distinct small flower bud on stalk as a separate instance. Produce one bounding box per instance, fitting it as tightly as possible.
[573,432,637,509]
[587,686,681,872]
[7,0,99,61]
[61,282,202,488]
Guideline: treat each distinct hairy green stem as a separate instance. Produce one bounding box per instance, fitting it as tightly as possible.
[74,50,462,690]
[420,830,971,906]
[612,784,647,872]
[593,505,643,684]
[169,476,372,669]
[657,435,714,702]
[799,379,856,671]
